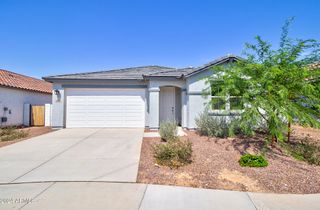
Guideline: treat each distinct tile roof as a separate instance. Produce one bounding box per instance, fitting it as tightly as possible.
[309,62,320,70]
[0,69,52,94]
[43,55,240,81]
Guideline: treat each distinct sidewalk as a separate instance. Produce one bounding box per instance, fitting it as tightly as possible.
[0,182,319,210]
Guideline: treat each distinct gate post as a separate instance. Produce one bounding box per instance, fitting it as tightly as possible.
[45,104,52,126]
[23,103,30,126]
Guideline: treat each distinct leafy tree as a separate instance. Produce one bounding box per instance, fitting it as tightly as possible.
[205,18,320,144]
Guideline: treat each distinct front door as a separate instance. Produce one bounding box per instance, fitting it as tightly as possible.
[159,87,175,123]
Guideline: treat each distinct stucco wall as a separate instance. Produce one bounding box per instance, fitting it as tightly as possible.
[51,83,65,128]
[186,69,212,128]
[50,72,215,129]
[0,86,52,126]
[175,87,181,124]
[148,79,185,89]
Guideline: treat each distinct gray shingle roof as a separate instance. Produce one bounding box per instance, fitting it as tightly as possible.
[185,54,242,77]
[43,55,241,81]
[43,66,175,80]
[144,67,195,78]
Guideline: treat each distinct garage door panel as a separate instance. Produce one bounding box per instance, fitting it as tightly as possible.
[124,106,143,110]
[66,88,145,128]
[70,105,124,110]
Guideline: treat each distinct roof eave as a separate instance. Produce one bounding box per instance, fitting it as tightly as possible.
[142,75,183,79]
[0,84,52,94]
[43,77,145,82]
[185,55,242,78]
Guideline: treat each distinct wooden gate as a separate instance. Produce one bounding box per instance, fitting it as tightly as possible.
[31,105,45,126]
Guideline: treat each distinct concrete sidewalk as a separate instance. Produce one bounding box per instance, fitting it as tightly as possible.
[0,182,319,210]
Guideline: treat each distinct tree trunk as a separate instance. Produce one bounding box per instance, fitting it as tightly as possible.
[271,135,277,147]
[287,121,291,142]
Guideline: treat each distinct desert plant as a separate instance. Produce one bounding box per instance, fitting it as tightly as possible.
[195,111,241,138]
[159,121,178,142]
[195,111,216,137]
[0,126,15,136]
[0,127,28,141]
[204,18,320,144]
[153,138,192,168]
[239,154,268,167]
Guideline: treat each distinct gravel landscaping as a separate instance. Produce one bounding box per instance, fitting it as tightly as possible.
[137,125,320,194]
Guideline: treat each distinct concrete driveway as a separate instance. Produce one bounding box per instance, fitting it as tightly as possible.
[0,128,143,183]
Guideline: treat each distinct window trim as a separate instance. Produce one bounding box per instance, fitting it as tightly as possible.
[210,80,226,111]
[210,95,226,111]
[229,96,244,111]
[210,81,243,112]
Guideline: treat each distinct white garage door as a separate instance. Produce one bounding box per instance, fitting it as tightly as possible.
[66,88,146,128]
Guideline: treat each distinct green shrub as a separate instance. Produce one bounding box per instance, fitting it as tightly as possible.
[239,154,268,167]
[159,121,178,142]
[153,138,192,168]
[195,111,216,137]
[0,127,28,141]
[195,111,241,138]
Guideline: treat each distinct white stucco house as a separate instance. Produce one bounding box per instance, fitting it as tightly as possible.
[0,69,52,127]
[43,55,240,129]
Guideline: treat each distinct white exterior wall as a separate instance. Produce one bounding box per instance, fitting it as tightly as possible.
[175,87,181,123]
[51,83,65,128]
[186,70,212,128]
[148,87,160,129]
[181,89,187,128]
[0,86,51,127]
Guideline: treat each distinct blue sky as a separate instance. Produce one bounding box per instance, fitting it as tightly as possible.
[0,0,319,78]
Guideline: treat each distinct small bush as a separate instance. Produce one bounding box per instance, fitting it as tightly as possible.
[195,111,217,137]
[195,111,241,138]
[0,126,15,136]
[0,127,28,141]
[153,138,192,168]
[159,121,178,142]
[239,154,268,167]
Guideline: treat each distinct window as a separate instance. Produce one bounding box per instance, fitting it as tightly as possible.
[229,87,244,110]
[230,96,243,110]
[211,81,226,110]
[211,81,243,111]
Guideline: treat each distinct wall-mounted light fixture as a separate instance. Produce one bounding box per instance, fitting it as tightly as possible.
[54,89,61,102]
[54,89,60,95]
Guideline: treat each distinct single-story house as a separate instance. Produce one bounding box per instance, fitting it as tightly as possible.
[0,69,52,127]
[43,55,240,129]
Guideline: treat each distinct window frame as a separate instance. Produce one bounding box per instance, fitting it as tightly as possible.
[210,81,227,111]
[210,81,244,113]
[229,96,244,111]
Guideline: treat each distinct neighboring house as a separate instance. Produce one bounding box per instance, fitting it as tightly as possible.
[43,55,240,129]
[0,69,52,127]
